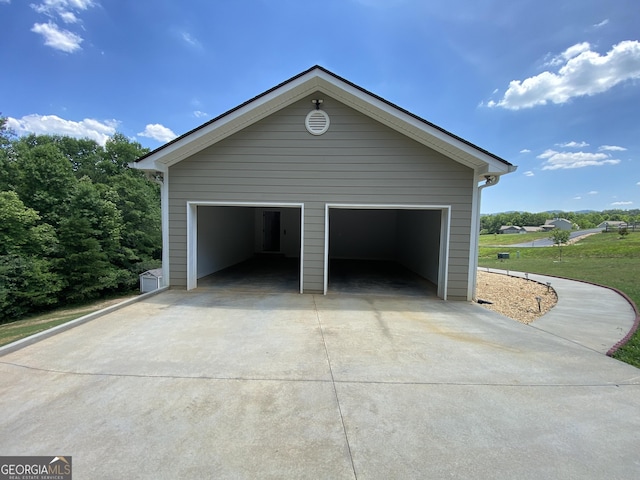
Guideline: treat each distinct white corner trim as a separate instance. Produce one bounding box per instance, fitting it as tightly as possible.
[440,206,451,301]
[161,172,170,288]
[186,202,198,290]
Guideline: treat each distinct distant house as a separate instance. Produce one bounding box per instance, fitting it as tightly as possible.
[544,218,573,231]
[499,225,525,234]
[499,225,544,234]
[598,221,627,231]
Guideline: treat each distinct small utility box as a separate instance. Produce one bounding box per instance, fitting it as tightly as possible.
[139,268,163,293]
[497,252,510,260]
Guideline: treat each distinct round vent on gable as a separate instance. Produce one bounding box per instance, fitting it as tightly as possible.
[305,109,330,135]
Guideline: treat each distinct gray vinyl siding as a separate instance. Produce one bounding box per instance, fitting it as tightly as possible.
[168,93,474,297]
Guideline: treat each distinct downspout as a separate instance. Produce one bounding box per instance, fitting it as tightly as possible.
[469,174,500,301]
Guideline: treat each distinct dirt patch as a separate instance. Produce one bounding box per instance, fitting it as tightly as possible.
[476,271,557,324]
[566,232,598,245]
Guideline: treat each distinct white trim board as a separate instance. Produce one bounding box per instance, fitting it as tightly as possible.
[186,201,305,292]
[323,203,451,299]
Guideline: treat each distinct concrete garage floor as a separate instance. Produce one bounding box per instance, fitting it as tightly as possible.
[197,256,301,293]
[1,288,639,479]
[198,256,437,296]
[328,260,437,296]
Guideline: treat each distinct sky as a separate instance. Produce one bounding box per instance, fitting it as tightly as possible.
[1,0,639,214]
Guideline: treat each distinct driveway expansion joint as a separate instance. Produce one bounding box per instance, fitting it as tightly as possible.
[312,294,358,480]
[2,361,639,387]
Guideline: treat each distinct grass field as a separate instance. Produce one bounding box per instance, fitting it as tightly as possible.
[479,231,640,367]
[0,294,136,348]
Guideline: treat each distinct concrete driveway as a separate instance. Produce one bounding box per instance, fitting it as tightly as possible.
[508,228,602,247]
[1,290,639,479]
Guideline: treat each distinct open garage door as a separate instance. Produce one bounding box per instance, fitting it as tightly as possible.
[324,205,450,298]
[187,202,304,292]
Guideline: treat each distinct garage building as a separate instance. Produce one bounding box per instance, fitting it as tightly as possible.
[134,66,516,300]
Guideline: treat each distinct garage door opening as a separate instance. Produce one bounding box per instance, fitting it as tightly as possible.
[325,206,449,298]
[187,203,303,292]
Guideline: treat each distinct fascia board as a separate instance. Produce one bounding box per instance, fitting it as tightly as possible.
[137,74,324,169]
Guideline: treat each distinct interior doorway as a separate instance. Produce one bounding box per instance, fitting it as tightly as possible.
[263,211,281,252]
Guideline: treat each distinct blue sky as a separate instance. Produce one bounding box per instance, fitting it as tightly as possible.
[1,0,639,214]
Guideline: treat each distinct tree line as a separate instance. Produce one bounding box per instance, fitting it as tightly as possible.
[480,209,640,235]
[0,117,161,323]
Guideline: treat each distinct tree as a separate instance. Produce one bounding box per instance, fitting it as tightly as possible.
[0,116,18,191]
[549,228,571,261]
[0,191,62,320]
[0,130,161,318]
[96,134,160,281]
[12,139,77,227]
[57,177,127,302]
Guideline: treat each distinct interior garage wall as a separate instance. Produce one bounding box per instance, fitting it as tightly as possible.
[396,209,441,284]
[197,206,254,278]
[329,209,397,260]
[253,207,301,258]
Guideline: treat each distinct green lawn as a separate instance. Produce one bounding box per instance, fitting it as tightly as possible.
[479,231,640,367]
[479,231,551,246]
[0,294,136,348]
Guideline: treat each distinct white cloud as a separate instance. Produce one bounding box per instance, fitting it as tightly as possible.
[31,22,83,52]
[557,141,589,148]
[58,10,78,23]
[573,196,582,200]
[30,0,96,52]
[523,171,534,177]
[589,191,598,195]
[519,148,531,154]
[488,40,640,109]
[181,32,202,49]
[6,114,118,146]
[546,42,591,67]
[31,0,96,18]
[599,145,627,151]
[611,201,633,206]
[594,19,609,28]
[137,124,177,143]
[537,149,621,170]
[193,110,208,118]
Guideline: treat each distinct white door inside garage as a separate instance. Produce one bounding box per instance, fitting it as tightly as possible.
[187,202,304,292]
[324,205,450,298]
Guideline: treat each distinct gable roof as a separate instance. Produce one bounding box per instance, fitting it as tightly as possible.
[134,65,516,180]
